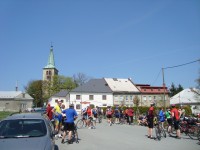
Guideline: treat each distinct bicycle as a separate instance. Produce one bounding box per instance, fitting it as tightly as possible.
[179,119,200,140]
[154,118,166,141]
[65,124,79,144]
[97,115,102,123]
[76,117,86,129]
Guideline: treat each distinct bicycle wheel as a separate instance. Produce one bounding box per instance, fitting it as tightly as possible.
[155,126,161,140]
[98,116,102,123]
[161,126,166,138]
[168,125,176,136]
[76,119,84,129]
[188,126,199,140]
[197,130,200,141]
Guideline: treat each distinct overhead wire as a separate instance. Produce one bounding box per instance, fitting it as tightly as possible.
[151,58,200,85]
[163,59,200,70]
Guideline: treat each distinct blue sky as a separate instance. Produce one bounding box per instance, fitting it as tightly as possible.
[0,0,199,91]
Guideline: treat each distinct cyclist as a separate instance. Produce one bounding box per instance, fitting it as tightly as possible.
[165,108,172,134]
[147,103,155,139]
[86,105,95,129]
[81,106,88,127]
[97,106,102,123]
[158,108,165,128]
[92,107,98,127]
[61,104,78,144]
[46,103,53,121]
[114,106,120,124]
[106,106,113,126]
[171,104,181,139]
[51,100,63,137]
[127,107,134,125]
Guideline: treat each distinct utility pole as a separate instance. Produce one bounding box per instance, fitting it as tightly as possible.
[162,68,166,111]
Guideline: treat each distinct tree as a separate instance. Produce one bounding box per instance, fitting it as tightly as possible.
[177,84,184,93]
[26,75,77,107]
[43,75,76,99]
[133,95,140,118]
[73,72,90,86]
[25,80,43,107]
[169,83,184,97]
[169,82,176,97]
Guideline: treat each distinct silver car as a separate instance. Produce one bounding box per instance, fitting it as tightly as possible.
[0,113,55,150]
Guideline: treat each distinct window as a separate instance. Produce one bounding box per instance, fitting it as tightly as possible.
[76,95,81,100]
[154,96,156,100]
[143,96,146,100]
[126,96,128,101]
[46,71,49,75]
[102,95,106,100]
[89,95,94,100]
[76,104,81,110]
[47,76,51,80]
[149,96,152,100]
[49,71,51,75]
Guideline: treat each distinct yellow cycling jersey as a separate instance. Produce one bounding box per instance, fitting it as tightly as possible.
[54,104,61,114]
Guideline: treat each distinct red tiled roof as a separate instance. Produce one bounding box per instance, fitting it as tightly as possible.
[136,84,169,94]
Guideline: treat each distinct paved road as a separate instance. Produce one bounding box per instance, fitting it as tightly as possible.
[55,119,199,150]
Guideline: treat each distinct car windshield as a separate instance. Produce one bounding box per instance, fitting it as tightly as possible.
[0,119,47,138]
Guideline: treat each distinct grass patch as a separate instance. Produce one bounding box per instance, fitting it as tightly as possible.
[0,111,15,120]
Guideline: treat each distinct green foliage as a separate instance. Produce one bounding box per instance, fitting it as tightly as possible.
[133,95,140,107]
[169,82,184,97]
[25,80,43,107]
[0,111,14,120]
[183,105,192,116]
[26,75,77,107]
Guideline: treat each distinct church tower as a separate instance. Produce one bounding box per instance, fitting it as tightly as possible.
[43,45,58,81]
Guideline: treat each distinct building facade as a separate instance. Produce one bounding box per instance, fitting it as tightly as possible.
[136,84,170,107]
[0,91,33,112]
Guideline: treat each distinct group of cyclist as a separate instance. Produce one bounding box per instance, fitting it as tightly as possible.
[105,106,134,126]
[46,100,198,144]
[46,100,78,144]
[147,103,185,139]
[81,105,103,129]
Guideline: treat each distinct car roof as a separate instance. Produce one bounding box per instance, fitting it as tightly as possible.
[4,113,46,120]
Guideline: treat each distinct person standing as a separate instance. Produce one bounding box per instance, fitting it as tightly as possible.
[159,108,165,128]
[106,106,113,126]
[127,107,134,125]
[92,106,98,127]
[165,108,172,134]
[114,106,120,124]
[147,103,155,139]
[81,106,88,127]
[125,107,129,124]
[46,103,53,120]
[86,106,94,129]
[51,100,63,136]
[171,104,181,139]
[61,104,78,144]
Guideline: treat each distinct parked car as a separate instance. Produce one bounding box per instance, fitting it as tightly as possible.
[0,113,55,150]
[33,107,47,114]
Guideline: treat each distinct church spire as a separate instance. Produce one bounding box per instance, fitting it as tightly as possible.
[43,45,58,81]
[44,45,56,68]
